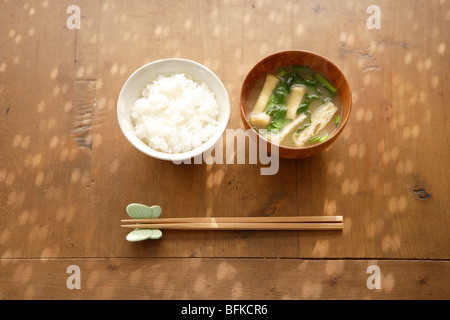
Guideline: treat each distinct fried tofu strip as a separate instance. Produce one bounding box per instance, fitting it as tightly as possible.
[252,74,280,113]
[249,112,272,128]
[285,86,306,120]
[268,113,308,145]
[292,101,337,147]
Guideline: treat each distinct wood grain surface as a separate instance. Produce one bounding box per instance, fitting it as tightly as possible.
[0,0,449,299]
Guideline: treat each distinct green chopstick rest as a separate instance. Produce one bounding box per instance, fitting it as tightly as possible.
[125,203,163,242]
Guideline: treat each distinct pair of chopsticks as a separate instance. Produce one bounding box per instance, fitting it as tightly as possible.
[121,216,343,231]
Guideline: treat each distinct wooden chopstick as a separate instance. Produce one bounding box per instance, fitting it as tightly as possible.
[121,216,343,224]
[121,222,344,231]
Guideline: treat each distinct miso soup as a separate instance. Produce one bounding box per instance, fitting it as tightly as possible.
[248,65,342,148]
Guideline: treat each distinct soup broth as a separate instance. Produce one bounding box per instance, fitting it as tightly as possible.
[247,65,342,148]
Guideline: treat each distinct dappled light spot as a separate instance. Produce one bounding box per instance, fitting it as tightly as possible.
[389,197,398,213]
[349,179,359,194]
[364,110,373,122]
[7,191,17,206]
[119,64,127,76]
[36,101,45,113]
[358,143,366,159]
[411,125,420,138]
[52,85,60,96]
[32,153,42,167]
[368,40,377,54]
[363,74,371,86]
[76,66,85,78]
[21,136,30,148]
[327,160,344,177]
[85,65,94,77]
[70,168,81,183]
[398,196,408,212]
[383,273,395,292]
[408,92,418,105]
[341,179,349,195]
[0,229,11,246]
[184,19,192,30]
[302,280,323,299]
[346,33,354,46]
[93,133,102,148]
[154,25,162,36]
[259,43,268,55]
[49,136,59,148]
[323,199,337,215]
[35,171,45,187]
[342,126,351,140]
[216,261,237,281]
[396,161,404,174]
[85,270,101,289]
[110,159,120,174]
[206,172,214,189]
[296,24,304,36]
[404,159,413,174]
[438,42,446,55]
[110,63,119,75]
[12,134,22,147]
[50,67,58,80]
[325,260,345,276]
[64,101,73,113]
[355,108,364,122]
[368,219,384,238]
[18,210,29,226]
[212,25,221,37]
[381,234,400,253]
[59,148,69,162]
[432,75,439,87]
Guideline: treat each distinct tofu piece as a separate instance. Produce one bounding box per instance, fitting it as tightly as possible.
[285,86,306,120]
[292,101,338,147]
[253,74,280,113]
[268,113,307,145]
[249,112,272,128]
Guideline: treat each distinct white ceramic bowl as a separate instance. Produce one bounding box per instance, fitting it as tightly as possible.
[117,58,230,162]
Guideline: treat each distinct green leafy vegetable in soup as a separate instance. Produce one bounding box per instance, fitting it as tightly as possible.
[248,65,342,148]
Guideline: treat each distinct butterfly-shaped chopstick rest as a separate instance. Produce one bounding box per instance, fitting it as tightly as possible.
[125,203,163,242]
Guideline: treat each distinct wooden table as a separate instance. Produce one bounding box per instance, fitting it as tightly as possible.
[1,0,449,300]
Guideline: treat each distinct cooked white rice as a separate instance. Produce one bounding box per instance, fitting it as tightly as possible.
[131,73,219,154]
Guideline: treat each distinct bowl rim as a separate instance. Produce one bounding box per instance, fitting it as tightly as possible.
[239,50,352,152]
[117,58,231,162]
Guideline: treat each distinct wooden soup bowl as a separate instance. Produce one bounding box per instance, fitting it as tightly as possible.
[240,50,352,159]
